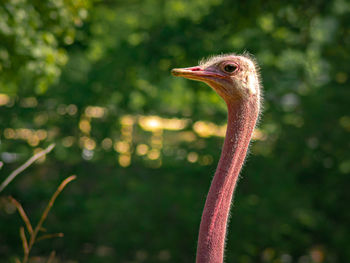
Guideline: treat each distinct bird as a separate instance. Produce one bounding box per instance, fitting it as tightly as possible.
[171,53,261,263]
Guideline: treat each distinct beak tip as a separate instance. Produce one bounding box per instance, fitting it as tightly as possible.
[171,68,180,76]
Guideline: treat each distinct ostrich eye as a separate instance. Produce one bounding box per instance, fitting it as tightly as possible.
[224,64,237,73]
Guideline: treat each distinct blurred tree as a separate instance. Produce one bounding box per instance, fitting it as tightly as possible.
[0,0,90,94]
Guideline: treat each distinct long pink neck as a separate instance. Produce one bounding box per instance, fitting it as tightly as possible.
[196,99,259,263]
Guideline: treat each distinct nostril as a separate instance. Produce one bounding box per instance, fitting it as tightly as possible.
[190,67,201,71]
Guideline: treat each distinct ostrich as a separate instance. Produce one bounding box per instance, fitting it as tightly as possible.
[171,53,261,263]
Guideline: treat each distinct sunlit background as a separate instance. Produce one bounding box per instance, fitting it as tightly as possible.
[0,0,349,262]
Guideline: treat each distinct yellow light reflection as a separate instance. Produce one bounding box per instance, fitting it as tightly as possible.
[17,128,32,140]
[4,128,15,139]
[139,116,162,131]
[101,138,113,150]
[193,121,226,138]
[84,138,96,150]
[136,144,149,156]
[67,104,78,116]
[85,106,106,118]
[79,136,96,150]
[199,155,213,166]
[147,149,160,160]
[114,141,130,153]
[161,118,189,130]
[252,129,267,141]
[178,131,197,142]
[3,128,49,146]
[62,136,75,147]
[118,115,134,167]
[36,129,47,140]
[187,152,198,163]
[28,135,40,147]
[79,119,91,134]
[121,115,134,126]
[57,104,66,115]
[138,116,189,131]
[20,97,38,108]
[119,155,131,167]
[0,94,10,106]
[34,113,49,125]
[310,247,324,263]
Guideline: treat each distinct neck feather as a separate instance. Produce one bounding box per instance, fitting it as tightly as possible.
[196,98,259,263]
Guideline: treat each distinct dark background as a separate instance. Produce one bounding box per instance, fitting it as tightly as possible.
[0,0,349,262]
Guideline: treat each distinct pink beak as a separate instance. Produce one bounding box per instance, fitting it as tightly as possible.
[171,66,226,81]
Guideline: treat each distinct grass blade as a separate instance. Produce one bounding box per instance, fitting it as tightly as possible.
[9,197,33,235]
[37,233,64,242]
[20,227,29,255]
[0,144,55,192]
[28,175,76,250]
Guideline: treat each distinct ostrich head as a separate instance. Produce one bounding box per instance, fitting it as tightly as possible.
[171,53,261,104]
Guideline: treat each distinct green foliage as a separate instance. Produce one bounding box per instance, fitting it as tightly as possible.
[1,0,350,262]
[0,0,90,94]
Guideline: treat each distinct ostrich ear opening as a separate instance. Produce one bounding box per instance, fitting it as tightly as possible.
[246,74,258,96]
